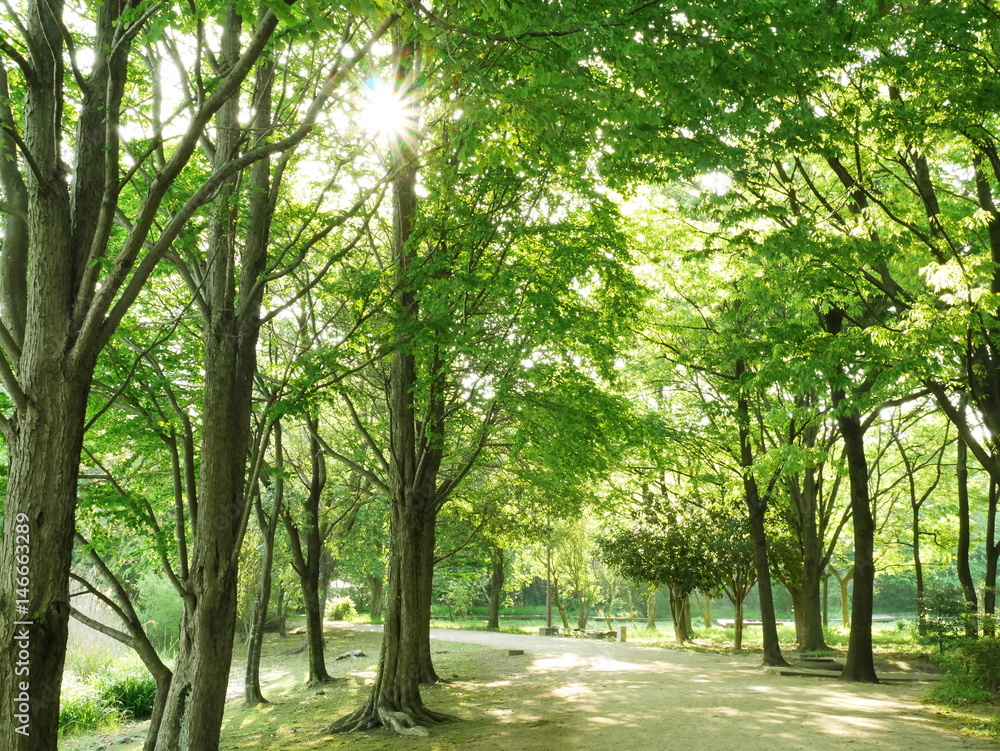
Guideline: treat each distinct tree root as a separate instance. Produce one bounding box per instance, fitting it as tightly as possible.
[327,701,456,736]
[306,674,339,688]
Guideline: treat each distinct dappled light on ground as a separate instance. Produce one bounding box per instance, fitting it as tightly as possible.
[62,624,996,751]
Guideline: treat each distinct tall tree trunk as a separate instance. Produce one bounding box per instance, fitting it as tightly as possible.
[1,378,91,749]
[956,430,979,638]
[745,495,788,666]
[913,503,928,636]
[736,376,789,667]
[488,548,506,631]
[285,417,334,686]
[831,567,853,628]
[369,576,384,620]
[553,580,572,629]
[646,584,658,630]
[577,593,591,630]
[788,584,804,647]
[668,587,690,645]
[0,3,115,746]
[318,549,336,625]
[798,564,827,652]
[416,516,441,684]
[154,10,271,745]
[835,409,879,683]
[797,483,829,652]
[245,421,284,706]
[276,585,288,638]
[329,36,448,732]
[985,479,999,637]
[329,499,448,735]
[301,577,332,685]
[734,596,745,650]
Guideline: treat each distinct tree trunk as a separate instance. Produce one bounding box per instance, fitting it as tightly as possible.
[285,417,334,687]
[0,4,105,745]
[734,595,745,650]
[328,40,448,731]
[318,549,336,626]
[488,549,505,631]
[554,581,571,629]
[154,10,271,745]
[668,587,690,645]
[415,516,441,684]
[328,490,449,735]
[369,576,384,620]
[831,567,853,628]
[577,596,591,630]
[798,565,828,652]
[276,584,287,637]
[836,409,879,683]
[913,502,928,636]
[144,668,173,751]
[787,583,804,646]
[737,382,789,667]
[985,479,998,637]
[646,584,658,631]
[301,577,332,685]
[956,431,979,638]
[245,424,284,706]
[746,499,789,666]
[0,377,91,749]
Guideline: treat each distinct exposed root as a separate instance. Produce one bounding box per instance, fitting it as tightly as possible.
[379,710,429,737]
[327,701,456,736]
[306,674,339,688]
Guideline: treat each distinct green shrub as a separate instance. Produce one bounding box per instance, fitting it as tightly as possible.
[931,638,1000,705]
[60,674,122,735]
[95,665,158,720]
[958,638,1000,693]
[325,595,357,621]
[923,587,971,652]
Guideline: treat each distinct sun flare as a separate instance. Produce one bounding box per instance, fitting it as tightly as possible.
[359,77,413,139]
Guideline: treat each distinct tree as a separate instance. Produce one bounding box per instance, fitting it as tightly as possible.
[0,5,289,746]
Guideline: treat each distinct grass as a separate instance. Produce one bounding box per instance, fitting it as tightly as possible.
[923,637,1000,742]
[61,627,533,751]
[425,616,931,660]
[61,614,971,749]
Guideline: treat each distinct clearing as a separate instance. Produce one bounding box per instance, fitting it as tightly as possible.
[66,622,995,750]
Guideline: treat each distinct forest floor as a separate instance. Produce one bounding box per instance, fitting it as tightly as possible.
[65,621,999,751]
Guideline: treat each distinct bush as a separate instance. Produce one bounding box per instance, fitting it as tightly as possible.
[922,586,972,652]
[95,665,158,720]
[60,674,122,735]
[931,638,1000,705]
[325,595,357,621]
[958,638,1000,693]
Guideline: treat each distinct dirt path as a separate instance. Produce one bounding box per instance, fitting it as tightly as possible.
[345,623,992,750]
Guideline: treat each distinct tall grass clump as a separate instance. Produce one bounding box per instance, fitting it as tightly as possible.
[95,663,158,720]
[59,674,122,735]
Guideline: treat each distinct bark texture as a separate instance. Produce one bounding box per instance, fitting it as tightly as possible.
[154,10,273,745]
[835,409,879,683]
[328,43,450,731]
[245,422,284,706]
